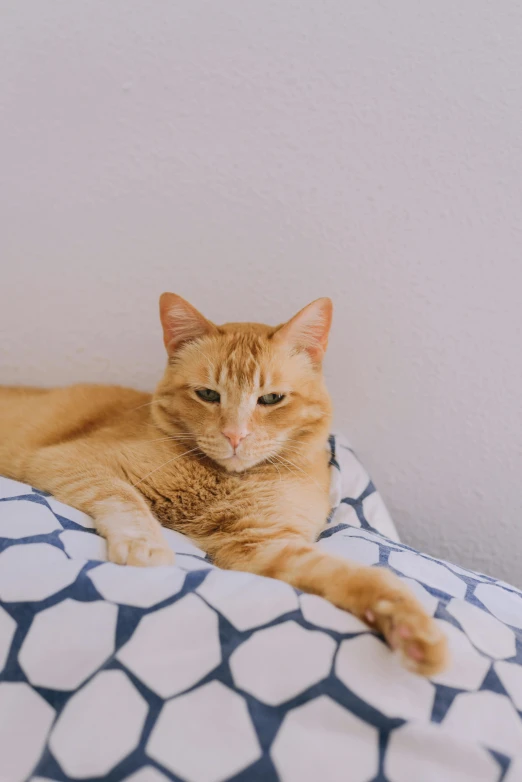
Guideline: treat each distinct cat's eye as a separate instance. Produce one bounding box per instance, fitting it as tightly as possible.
[258,393,285,406]
[196,388,221,403]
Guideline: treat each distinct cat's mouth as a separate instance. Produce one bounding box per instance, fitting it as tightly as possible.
[195,434,287,473]
[194,436,270,473]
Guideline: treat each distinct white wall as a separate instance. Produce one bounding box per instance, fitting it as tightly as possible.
[2,1,522,585]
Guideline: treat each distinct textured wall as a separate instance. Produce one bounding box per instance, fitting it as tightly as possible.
[2,1,522,585]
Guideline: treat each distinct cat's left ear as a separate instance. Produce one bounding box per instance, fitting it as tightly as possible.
[273,297,333,363]
[159,293,217,355]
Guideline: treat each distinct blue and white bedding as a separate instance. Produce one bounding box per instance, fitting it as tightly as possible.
[0,434,521,782]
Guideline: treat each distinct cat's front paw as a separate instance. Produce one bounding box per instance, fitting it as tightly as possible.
[108,535,175,567]
[345,569,448,676]
[365,594,447,676]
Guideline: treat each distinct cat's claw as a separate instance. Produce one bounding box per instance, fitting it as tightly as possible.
[108,536,175,567]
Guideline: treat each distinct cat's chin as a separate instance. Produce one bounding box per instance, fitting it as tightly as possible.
[217,454,256,473]
[211,453,268,473]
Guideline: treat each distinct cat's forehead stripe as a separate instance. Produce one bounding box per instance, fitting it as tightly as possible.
[213,334,269,390]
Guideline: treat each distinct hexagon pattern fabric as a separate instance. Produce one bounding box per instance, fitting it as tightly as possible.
[0,434,521,781]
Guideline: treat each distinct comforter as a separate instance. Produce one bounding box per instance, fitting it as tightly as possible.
[0,435,521,782]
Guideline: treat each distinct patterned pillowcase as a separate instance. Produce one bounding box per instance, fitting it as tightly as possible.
[328,432,400,541]
[0,436,521,782]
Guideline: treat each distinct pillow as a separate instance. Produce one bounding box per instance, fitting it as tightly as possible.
[0,436,520,782]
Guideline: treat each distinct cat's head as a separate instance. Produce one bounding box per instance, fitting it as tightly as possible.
[152,293,333,472]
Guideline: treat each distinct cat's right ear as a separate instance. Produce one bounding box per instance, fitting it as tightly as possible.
[159,293,217,355]
[273,297,333,364]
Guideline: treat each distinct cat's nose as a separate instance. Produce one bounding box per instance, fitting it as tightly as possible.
[222,429,250,451]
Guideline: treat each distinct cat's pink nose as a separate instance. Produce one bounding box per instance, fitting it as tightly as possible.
[222,429,249,451]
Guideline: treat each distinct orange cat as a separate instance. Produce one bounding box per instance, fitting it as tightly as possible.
[0,293,447,675]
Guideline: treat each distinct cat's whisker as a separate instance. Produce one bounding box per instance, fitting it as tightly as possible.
[143,435,195,444]
[132,447,201,488]
[129,400,161,412]
[275,444,306,460]
[276,454,323,490]
[279,444,304,456]
[270,455,301,481]
[266,456,283,483]
[280,436,311,448]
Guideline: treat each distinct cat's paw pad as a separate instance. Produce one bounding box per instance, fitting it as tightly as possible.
[365,600,448,676]
[108,536,175,567]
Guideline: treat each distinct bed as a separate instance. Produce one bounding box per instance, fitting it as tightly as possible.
[0,434,521,781]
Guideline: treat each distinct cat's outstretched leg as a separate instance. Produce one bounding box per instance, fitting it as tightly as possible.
[212,534,448,677]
